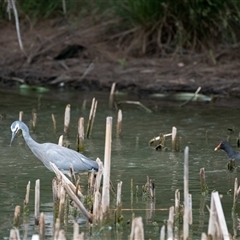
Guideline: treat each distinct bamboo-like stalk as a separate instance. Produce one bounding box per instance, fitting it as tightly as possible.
[19,111,23,121]
[39,212,45,240]
[116,109,122,136]
[77,117,84,152]
[130,217,144,240]
[64,104,71,134]
[52,114,57,132]
[102,117,112,217]
[13,205,21,227]
[188,194,192,225]
[23,181,30,214]
[35,179,40,225]
[183,146,189,240]
[109,82,116,109]
[167,206,174,239]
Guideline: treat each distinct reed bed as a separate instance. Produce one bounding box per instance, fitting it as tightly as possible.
[7,96,236,239]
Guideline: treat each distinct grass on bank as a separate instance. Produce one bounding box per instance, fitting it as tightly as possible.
[1,0,240,56]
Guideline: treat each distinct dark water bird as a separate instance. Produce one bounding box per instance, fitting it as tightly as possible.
[214,140,240,160]
[10,121,98,174]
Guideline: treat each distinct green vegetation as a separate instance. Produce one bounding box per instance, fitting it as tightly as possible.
[1,0,240,55]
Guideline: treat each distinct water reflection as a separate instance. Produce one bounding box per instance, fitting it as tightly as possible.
[1,89,240,238]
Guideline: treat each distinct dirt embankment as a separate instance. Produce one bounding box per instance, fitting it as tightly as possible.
[1,18,240,105]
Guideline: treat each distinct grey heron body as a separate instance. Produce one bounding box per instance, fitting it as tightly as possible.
[10,121,98,174]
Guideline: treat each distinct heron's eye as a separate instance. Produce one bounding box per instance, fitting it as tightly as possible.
[14,127,19,134]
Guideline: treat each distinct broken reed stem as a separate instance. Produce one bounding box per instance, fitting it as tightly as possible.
[208,192,229,238]
[13,205,21,228]
[52,114,57,132]
[35,179,40,225]
[19,111,23,121]
[130,217,144,240]
[86,98,95,138]
[86,98,97,138]
[199,168,208,195]
[39,212,45,240]
[77,117,84,152]
[109,82,116,109]
[102,117,112,217]
[89,100,97,138]
[117,100,152,113]
[183,146,189,240]
[172,126,177,150]
[9,0,25,54]
[180,86,201,107]
[116,109,122,136]
[23,181,30,214]
[64,104,71,134]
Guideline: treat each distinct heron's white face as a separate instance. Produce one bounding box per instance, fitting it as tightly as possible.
[11,122,20,133]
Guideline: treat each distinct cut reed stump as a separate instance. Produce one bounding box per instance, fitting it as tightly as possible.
[19,111,23,121]
[86,98,98,138]
[23,181,30,215]
[232,178,240,212]
[35,179,40,225]
[115,181,123,225]
[109,82,116,109]
[130,217,144,240]
[9,228,20,240]
[51,113,57,132]
[77,117,85,152]
[64,104,71,134]
[116,109,122,137]
[13,205,21,228]
[199,168,208,195]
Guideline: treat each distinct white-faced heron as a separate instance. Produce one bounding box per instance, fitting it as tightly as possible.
[10,121,98,174]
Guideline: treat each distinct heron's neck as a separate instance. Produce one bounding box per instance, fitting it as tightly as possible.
[22,129,39,149]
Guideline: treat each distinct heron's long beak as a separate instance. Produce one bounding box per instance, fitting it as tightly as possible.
[10,132,16,146]
[214,143,221,151]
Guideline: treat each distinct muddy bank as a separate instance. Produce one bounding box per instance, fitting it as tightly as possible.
[1,19,240,106]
